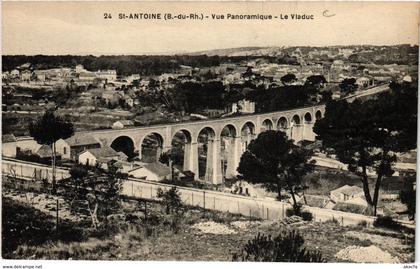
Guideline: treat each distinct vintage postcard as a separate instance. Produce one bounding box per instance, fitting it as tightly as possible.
[1,1,418,268]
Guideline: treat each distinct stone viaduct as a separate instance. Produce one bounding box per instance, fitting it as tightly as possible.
[78,104,325,185]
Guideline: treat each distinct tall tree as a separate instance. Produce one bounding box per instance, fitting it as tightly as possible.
[339,78,357,95]
[29,109,74,192]
[237,131,313,212]
[314,82,417,215]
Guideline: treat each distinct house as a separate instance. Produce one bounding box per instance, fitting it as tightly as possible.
[2,134,17,158]
[96,70,117,81]
[75,64,86,73]
[128,162,171,181]
[229,99,255,114]
[356,77,373,88]
[112,120,134,129]
[35,145,61,161]
[78,146,121,167]
[10,69,20,77]
[402,74,412,83]
[330,185,364,204]
[78,72,97,82]
[56,134,101,161]
[20,70,32,81]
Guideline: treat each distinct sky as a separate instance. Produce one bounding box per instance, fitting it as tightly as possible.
[2,1,419,55]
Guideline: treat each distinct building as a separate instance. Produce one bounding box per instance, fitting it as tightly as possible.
[330,185,364,204]
[2,134,17,158]
[78,72,97,83]
[229,99,255,114]
[20,70,32,81]
[75,64,86,73]
[78,146,121,167]
[356,76,373,88]
[112,120,134,129]
[96,70,117,81]
[56,134,101,161]
[35,145,61,161]
[128,162,171,181]
[10,69,20,77]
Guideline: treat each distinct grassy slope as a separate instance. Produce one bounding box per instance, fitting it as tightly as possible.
[3,193,414,262]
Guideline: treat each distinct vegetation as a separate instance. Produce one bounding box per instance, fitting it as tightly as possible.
[314,81,417,215]
[29,109,74,192]
[66,164,126,228]
[373,216,402,231]
[339,78,357,95]
[285,205,314,221]
[233,230,324,262]
[280,73,297,85]
[399,174,416,220]
[2,197,86,258]
[237,131,314,213]
[156,186,183,214]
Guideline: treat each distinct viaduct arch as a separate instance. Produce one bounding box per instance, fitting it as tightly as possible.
[76,104,326,184]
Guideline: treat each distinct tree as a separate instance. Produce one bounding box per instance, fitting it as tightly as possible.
[67,163,125,228]
[237,131,313,212]
[29,109,74,192]
[156,186,183,214]
[280,73,297,86]
[339,78,357,95]
[314,82,417,215]
[400,173,416,220]
[305,75,327,90]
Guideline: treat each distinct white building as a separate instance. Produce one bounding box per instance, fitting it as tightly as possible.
[78,146,121,167]
[330,185,365,204]
[56,134,101,161]
[96,70,117,81]
[230,99,255,114]
[112,120,134,129]
[2,134,17,158]
[128,162,171,182]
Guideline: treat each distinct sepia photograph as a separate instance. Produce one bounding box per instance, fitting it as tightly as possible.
[1,1,418,267]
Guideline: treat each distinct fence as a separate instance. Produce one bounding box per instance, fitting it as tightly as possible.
[3,158,380,226]
[2,158,71,182]
[122,177,378,226]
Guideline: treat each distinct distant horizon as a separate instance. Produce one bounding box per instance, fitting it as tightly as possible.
[2,43,419,57]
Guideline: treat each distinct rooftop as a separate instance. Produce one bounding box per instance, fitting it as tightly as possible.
[2,134,16,143]
[143,162,171,177]
[65,134,100,147]
[332,185,364,196]
[85,146,119,159]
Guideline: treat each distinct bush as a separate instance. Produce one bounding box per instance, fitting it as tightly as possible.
[356,220,368,228]
[286,204,313,221]
[301,211,313,221]
[156,187,183,214]
[333,202,367,215]
[233,230,324,262]
[373,216,402,230]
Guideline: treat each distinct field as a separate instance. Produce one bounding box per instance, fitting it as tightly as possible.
[2,183,415,262]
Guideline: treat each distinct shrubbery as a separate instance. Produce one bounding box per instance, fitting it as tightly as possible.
[233,230,324,262]
[332,202,367,215]
[373,216,402,230]
[285,204,313,221]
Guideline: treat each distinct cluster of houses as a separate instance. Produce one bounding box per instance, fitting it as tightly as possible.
[2,133,174,183]
[3,63,118,87]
